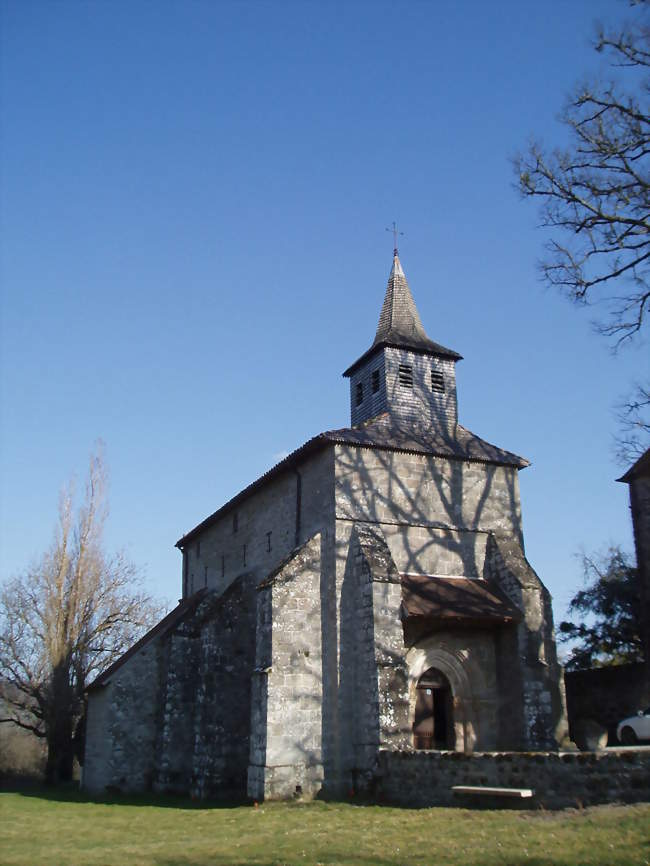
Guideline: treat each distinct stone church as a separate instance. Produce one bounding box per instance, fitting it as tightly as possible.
[83,250,566,800]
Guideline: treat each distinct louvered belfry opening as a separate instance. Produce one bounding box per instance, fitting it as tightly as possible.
[413,667,454,750]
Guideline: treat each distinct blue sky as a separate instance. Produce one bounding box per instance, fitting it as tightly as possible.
[1,0,646,629]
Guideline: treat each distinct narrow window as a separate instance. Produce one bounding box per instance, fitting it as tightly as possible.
[190,573,194,595]
[243,544,247,567]
[233,512,238,533]
[221,554,225,577]
[266,531,272,552]
[196,540,201,558]
[398,364,413,388]
[431,370,445,393]
[372,369,380,393]
[204,565,208,587]
[355,382,363,406]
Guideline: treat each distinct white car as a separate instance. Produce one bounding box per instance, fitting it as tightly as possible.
[617,707,650,744]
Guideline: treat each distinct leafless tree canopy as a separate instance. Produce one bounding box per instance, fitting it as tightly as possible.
[615,381,650,463]
[0,447,163,781]
[516,12,650,343]
[514,5,650,462]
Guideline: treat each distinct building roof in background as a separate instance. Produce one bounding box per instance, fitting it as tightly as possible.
[617,447,650,483]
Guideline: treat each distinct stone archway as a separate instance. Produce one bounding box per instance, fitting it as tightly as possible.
[406,639,479,753]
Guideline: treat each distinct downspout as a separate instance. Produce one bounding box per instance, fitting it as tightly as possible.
[294,469,302,548]
[180,547,187,599]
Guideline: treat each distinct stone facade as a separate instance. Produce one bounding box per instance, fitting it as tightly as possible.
[83,251,566,800]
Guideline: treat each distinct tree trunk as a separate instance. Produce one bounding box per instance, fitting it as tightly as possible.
[44,664,76,784]
[45,712,74,783]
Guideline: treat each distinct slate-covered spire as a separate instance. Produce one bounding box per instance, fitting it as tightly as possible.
[343,252,461,378]
[373,251,430,349]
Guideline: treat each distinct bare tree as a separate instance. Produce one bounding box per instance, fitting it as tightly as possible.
[0,446,163,783]
[614,381,650,462]
[514,4,650,460]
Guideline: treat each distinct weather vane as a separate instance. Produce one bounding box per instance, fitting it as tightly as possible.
[386,221,404,255]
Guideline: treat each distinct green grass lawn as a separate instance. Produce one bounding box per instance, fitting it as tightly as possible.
[1,788,648,866]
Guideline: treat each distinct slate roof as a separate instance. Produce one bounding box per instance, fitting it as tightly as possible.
[324,413,529,468]
[175,413,529,548]
[343,252,462,377]
[400,574,522,625]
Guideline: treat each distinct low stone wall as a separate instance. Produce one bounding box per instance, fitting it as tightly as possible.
[377,749,650,809]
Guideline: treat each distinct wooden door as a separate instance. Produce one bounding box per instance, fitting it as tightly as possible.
[413,668,452,749]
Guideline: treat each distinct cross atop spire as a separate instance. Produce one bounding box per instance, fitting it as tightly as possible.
[386,221,404,256]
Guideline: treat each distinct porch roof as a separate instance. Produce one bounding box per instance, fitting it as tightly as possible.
[400,574,522,625]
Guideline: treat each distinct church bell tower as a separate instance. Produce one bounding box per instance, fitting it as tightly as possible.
[343,250,463,434]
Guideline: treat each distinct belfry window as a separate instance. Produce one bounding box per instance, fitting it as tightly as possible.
[372,369,380,393]
[431,370,445,393]
[398,364,413,388]
[356,382,364,406]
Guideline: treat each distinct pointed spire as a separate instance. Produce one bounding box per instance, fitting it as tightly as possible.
[373,251,430,348]
[342,251,462,378]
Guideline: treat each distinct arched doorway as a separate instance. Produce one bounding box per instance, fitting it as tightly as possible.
[412,667,453,749]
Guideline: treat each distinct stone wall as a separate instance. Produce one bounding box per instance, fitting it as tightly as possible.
[334,447,523,550]
[383,525,488,578]
[183,448,334,598]
[84,625,167,793]
[378,749,650,809]
[84,579,257,799]
[156,577,257,799]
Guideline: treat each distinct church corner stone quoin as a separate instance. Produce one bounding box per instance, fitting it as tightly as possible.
[83,251,567,800]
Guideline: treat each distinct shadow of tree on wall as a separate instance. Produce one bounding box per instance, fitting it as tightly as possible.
[332,413,523,585]
[89,402,562,802]
[327,411,563,777]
